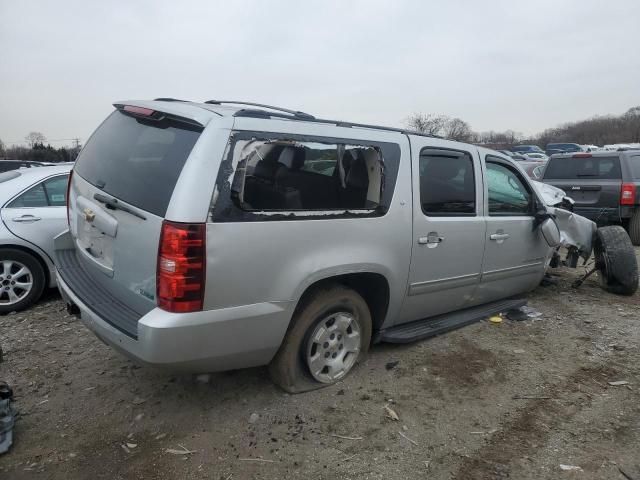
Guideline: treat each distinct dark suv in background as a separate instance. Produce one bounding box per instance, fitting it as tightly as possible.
[545,143,583,156]
[542,150,640,244]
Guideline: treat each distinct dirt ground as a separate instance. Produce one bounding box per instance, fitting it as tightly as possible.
[1,254,639,480]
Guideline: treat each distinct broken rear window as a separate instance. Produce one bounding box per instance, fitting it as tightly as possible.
[229,138,384,211]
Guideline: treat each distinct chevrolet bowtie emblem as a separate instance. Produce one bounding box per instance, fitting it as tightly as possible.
[83,208,96,222]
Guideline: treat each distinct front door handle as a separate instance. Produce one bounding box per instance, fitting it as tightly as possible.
[12,215,41,223]
[418,233,445,248]
[490,232,510,242]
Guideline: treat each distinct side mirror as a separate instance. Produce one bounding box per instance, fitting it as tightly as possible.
[540,217,561,248]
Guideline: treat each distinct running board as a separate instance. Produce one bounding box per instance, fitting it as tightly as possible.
[378,298,526,344]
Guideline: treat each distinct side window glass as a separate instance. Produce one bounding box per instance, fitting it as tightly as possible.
[419,149,476,216]
[487,161,532,215]
[43,175,69,206]
[7,184,48,208]
[230,138,384,211]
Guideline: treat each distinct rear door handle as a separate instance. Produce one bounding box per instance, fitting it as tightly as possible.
[12,215,41,223]
[490,233,510,241]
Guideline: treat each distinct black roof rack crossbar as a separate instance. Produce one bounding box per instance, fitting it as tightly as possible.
[204,100,315,120]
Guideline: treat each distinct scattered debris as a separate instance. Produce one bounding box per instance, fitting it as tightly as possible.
[155,433,167,440]
[507,305,542,321]
[126,442,137,449]
[385,360,400,371]
[341,453,358,462]
[618,466,638,480]
[37,399,49,405]
[121,444,131,454]
[134,413,144,422]
[248,413,260,424]
[559,464,583,471]
[608,381,630,386]
[132,397,146,405]
[166,445,197,455]
[195,374,211,384]
[329,434,363,440]
[0,382,15,455]
[513,395,552,400]
[238,458,275,463]
[398,431,419,446]
[513,349,526,354]
[384,404,399,421]
[489,315,503,324]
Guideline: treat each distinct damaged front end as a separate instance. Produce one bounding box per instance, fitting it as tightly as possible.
[531,181,638,295]
[532,180,596,267]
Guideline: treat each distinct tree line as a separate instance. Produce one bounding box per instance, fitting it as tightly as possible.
[405,106,640,148]
[0,131,81,163]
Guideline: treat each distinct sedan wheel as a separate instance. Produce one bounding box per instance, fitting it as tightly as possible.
[0,260,33,306]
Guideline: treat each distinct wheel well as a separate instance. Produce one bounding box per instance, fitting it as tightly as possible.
[297,273,390,331]
[0,244,50,286]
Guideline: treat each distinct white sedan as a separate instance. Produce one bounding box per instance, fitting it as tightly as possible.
[0,164,72,313]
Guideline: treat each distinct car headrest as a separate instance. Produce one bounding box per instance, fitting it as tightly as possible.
[277,147,305,171]
[346,157,369,189]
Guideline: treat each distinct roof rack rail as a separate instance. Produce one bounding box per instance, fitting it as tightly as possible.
[154,98,189,102]
[204,100,315,120]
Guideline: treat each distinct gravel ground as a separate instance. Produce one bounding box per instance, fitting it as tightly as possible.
[1,256,639,480]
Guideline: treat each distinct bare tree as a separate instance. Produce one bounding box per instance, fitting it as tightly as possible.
[443,117,473,142]
[405,113,449,136]
[0,137,5,158]
[25,131,47,148]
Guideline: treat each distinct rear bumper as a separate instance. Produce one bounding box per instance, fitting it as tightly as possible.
[55,266,293,373]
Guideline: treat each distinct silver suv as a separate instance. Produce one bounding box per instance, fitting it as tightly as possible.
[54,99,637,392]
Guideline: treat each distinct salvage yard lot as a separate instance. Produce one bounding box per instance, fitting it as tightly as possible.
[1,255,639,480]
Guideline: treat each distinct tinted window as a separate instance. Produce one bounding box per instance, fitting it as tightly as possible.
[231,138,383,211]
[546,143,582,152]
[487,162,532,215]
[629,155,640,179]
[74,110,202,217]
[419,149,475,216]
[8,184,48,208]
[543,157,621,179]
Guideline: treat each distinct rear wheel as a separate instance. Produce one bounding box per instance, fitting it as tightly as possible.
[627,210,640,246]
[594,226,638,296]
[269,285,372,393]
[0,249,46,314]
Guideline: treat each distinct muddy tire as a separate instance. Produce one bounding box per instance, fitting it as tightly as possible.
[0,249,46,314]
[594,226,638,296]
[269,285,372,393]
[627,210,640,246]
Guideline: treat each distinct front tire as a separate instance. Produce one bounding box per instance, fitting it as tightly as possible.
[594,226,638,296]
[269,285,372,393]
[0,249,46,314]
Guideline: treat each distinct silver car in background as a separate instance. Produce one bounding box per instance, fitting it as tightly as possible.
[0,165,72,313]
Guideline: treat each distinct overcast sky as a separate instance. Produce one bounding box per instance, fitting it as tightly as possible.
[1,0,639,147]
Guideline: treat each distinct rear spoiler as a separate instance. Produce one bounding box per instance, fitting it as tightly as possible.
[113,103,204,129]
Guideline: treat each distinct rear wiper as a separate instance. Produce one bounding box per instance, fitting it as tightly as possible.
[93,193,147,220]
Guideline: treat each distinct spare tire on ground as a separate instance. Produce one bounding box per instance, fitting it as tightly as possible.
[594,226,639,295]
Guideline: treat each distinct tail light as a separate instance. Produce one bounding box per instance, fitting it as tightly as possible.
[66,169,74,225]
[157,221,206,313]
[620,183,636,206]
[572,153,592,158]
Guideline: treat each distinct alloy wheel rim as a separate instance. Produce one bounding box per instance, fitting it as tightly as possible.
[306,312,361,383]
[0,260,33,306]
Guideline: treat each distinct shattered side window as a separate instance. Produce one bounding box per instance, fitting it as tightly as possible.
[229,137,384,211]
